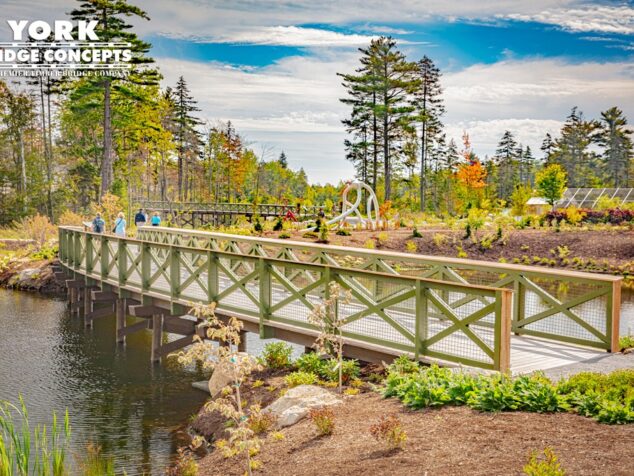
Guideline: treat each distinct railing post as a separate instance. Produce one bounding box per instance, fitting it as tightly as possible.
[414,281,428,360]
[141,241,150,292]
[170,245,181,299]
[73,231,80,270]
[259,258,271,338]
[100,235,108,280]
[118,239,127,286]
[608,280,622,352]
[494,289,513,373]
[207,250,218,302]
[512,277,525,335]
[86,233,94,274]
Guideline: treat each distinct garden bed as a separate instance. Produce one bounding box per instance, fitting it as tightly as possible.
[197,391,634,475]
[264,228,634,278]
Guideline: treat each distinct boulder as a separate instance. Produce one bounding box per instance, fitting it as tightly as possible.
[263,384,342,428]
[207,352,258,398]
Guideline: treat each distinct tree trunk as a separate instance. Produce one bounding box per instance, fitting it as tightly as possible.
[419,85,428,212]
[372,91,378,192]
[101,78,114,199]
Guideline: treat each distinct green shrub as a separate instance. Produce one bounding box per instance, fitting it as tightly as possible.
[279,232,291,239]
[309,407,335,436]
[387,355,420,376]
[273,217,284,231]
[302,231,318,239]
[336,229,351,236]
[523,447,565,476]
[295,352,326,375]
[262,342,293,369]
[285,371,318,388]
[320,358,360,384]
[620,335,634,351]
[31,243,58,260]
[467,375,518,412]
[412,227,422,238]
[383,365,634,424]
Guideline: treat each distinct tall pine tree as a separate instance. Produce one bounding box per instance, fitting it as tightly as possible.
[70,0,159,199]
[173,76,202,200]
[598,107,633,186]
[413,55,444,211]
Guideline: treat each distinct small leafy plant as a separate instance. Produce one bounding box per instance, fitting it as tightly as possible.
[309,407,335,436]
[369,415,407,451]
[523,447,565,476]
[262,342,293,369]
[284,371,318,388]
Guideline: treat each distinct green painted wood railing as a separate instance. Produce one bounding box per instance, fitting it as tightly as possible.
[133,200,323,217]
[59,226,513,371]
[136,226,622,352]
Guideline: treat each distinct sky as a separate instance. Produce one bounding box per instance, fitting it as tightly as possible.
[2,0,634,183]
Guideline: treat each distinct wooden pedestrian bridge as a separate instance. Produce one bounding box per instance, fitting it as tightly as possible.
[57,226,622,374]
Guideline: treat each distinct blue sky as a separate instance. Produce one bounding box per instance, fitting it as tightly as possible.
[3,0,634,183]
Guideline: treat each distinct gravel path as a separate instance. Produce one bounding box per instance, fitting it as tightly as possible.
[543,351,634,381]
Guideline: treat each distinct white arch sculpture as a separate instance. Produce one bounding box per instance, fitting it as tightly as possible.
[304,181,380,231]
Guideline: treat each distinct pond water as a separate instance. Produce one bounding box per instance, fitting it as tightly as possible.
[0,288,305,475]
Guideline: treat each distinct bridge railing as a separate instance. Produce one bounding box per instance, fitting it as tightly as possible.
[59,226,513,371]
[132,200,323,216]
[136,226,622,352]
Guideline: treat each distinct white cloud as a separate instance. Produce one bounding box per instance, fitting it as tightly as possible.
[503,5,634,35]
[165,26,377,47]
[442,59,634,158]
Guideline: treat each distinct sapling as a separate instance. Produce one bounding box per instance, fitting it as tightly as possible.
[176,303,263,476]
[308,281,352,393]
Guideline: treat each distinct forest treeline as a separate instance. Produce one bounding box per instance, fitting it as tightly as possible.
[339,37,633,212]
[0,1,632,225]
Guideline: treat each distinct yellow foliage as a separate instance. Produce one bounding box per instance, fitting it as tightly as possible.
[17,214,57,245]
[58,210,86,226]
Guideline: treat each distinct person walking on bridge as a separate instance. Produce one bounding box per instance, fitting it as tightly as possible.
[134,208,147,227]
[92,213,105,233]
[150,212,161,226]
[113,212,127,237]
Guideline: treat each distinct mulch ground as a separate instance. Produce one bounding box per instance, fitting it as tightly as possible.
[198,392,634,476]
[263,228,634,271]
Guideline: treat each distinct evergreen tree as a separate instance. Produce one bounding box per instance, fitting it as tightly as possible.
[598,107,633,187]
[70,0,159,199]
[550,108,600,187]
[173,76,202,200]
[520,145,536,186]
[339,37,417,201]
[413,55,444,211]
[541,133,555,164]
[493,130,521,201]
[278,151,288,169]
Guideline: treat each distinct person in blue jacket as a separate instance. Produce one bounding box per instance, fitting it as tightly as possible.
[151,212,162,226]
[92,213,105,233]
[113,212,126,237]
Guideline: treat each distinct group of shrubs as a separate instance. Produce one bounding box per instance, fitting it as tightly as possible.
[543,208,634,226]
[383,358,634,425]
[261,342,360,387]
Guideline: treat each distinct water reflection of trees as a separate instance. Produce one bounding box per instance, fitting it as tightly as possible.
[53,311,208,474]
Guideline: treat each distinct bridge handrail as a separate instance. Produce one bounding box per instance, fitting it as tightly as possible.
[58,226,514,371]
[136,226,621,352]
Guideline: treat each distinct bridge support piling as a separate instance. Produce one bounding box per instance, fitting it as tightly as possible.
[83,286,92,327]
[238,331,247,352]
[151,314,164,363]
[116,298,126,344]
